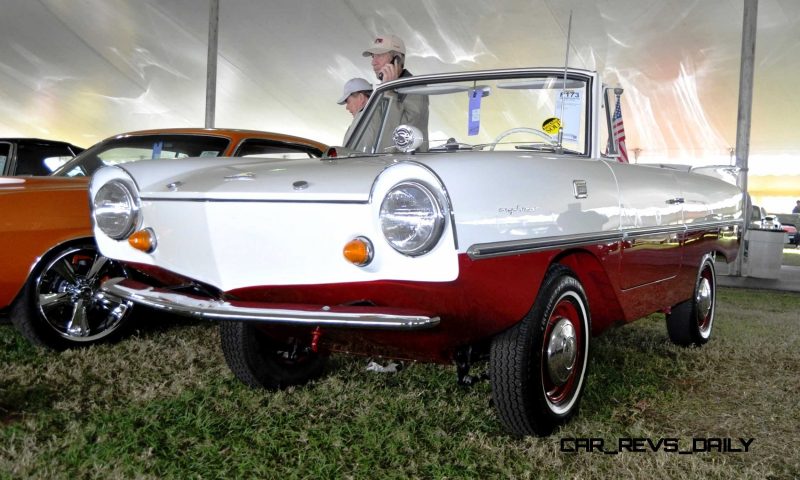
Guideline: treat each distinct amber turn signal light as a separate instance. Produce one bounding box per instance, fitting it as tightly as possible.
[128,228,157,253]
[343,237,373,266]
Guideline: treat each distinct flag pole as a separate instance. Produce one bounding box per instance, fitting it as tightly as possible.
[204,0,220,128]
[612,88,628,163]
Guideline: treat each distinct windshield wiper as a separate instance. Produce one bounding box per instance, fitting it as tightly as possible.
[429,141,474,152]
[514,144,556,152]
[514,144,583,155]
[471,141,559,152]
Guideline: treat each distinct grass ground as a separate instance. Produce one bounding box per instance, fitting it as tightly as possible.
[782,247,800,267]
[1,288,798,479]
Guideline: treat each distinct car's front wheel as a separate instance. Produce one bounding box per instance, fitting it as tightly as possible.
[220,322,326,390]
[490,264,591,436]
[666,255,716,346]
[10,241,134,350]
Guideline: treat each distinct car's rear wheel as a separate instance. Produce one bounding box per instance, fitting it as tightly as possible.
[666,255,716,346]
[490,264,591,436]
[10,241,134,350]
[220,322,326,390]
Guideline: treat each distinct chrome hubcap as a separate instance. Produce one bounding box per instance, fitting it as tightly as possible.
[36,248,132,341]
[546,318,577,386]
[695,277,712,320]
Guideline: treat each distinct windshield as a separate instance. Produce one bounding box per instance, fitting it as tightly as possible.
[346,72,591,156]
[52,134,230,177]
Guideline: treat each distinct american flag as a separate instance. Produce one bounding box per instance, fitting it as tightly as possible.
[612,94,628,163]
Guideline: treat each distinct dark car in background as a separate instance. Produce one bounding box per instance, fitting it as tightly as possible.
[0,138,84,176]
[772,213,800,246]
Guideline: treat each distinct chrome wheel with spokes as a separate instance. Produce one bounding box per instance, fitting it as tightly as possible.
[11,241,134,349]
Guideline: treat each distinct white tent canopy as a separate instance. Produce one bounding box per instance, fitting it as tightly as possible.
[1,0,798,207]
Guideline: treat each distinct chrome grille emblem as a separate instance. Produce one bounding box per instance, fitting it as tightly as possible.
[224,172,256,181]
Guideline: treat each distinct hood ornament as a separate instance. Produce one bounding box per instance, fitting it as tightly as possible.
[166,181,184,191]
[293,180,309,190]
[224,172,256,181]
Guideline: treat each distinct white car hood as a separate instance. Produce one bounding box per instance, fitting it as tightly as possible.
[118,156,396,202]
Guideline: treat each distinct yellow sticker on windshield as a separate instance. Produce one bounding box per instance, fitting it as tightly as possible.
[542,117,561,135]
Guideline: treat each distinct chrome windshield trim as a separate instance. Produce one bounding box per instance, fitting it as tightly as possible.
[99,278,439,330]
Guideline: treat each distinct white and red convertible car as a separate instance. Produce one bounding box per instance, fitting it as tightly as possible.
[89,68,743,436]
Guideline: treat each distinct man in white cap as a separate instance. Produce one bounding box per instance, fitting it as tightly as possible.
[361,34,429,149]
[338,78,372,117]
[337,77,373,143]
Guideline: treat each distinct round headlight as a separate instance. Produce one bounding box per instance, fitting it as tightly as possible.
[380,182,444,256]
[93,180,139,240]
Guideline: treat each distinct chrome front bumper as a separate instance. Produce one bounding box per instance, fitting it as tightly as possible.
[99,278,440,330]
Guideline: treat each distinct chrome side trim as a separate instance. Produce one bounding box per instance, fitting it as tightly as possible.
[623,224,686,238]
[99,278,439,330]
[137,196,368,204]
[627,220,742,237]
[467,231,623,259]
[467,219,742,259]
[685,219,743,233]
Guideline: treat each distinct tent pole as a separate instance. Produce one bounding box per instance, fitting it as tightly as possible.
[204,0,219,128]
[731,0,758,276]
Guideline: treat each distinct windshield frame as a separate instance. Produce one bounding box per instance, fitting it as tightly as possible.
[344,68,599,158]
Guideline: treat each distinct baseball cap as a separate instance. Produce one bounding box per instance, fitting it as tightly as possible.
[362,34,406,56]
[337,78,373,105]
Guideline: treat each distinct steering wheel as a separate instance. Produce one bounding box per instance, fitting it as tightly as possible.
[490,127,555,151]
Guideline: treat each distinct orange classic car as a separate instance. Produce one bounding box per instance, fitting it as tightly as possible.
[0,128,326,349]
